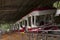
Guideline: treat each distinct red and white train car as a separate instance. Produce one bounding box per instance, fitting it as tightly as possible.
[13,7,60,33]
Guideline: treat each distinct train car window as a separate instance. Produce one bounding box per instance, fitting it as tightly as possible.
[20,22,22,27]
[45,14,52,24]
[22,20,25,27]
[36,16,40,26]
[54,15,60,25]
[15,24,18,30]
[12,25,15,30]
[32,16,34,24]
[36,15,44,26]
[22,20,24,25]
[28,17,31,26]
[24,20,27,26]
[16,24,19,30]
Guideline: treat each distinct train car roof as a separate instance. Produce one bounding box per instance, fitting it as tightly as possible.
[30,7,56,11]
[16,7,56,24]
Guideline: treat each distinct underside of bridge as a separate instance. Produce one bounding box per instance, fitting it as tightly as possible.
[0,0,59,23]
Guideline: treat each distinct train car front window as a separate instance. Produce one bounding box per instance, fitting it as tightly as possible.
[36,15,44,26]
[36,14,54,26]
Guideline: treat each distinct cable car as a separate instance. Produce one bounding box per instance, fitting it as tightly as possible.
[15,7,58,33]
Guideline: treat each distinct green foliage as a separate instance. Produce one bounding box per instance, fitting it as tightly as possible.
[0,24,10,31]
[53,1,60,8]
